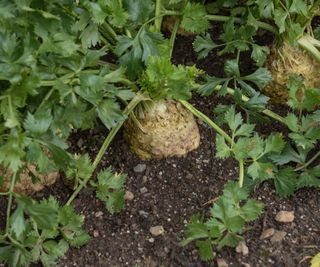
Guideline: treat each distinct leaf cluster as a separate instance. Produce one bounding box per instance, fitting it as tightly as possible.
[181,181,264,261]
[0,197,90,267]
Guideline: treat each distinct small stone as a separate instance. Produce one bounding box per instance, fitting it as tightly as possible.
[140,187,148,194]
[270,230,287,243]
[236,241,249,256]
[148,237,155,243]
[124,191,134,201]
[138,210,149,218]
[94,211,103,218]
[142,175,148,183]
[260,228,275,239]
[241,263,251,267]
[275,211,295,223]
[77,138,84,147]
[150,226,165,236]
[93,230,99,237]
[133,164,146,173]
[217,258,228,267]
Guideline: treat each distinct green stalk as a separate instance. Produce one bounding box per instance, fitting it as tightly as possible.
[66,92,147,205]
[155,0,162,32]
[239,159,244,187]
[179,100,232,144]
[5,172,18,234]
[216,86,286,125]
[168,18,180,58]
[298,35,320,63]
[295,149,320,171]
[180,100,248,187]
[101,22,117,44]
[205,15,277,34]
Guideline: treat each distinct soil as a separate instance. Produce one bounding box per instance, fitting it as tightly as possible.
[1,23,320,267]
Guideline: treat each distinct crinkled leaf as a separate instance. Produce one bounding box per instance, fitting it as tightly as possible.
[274,168,298,197]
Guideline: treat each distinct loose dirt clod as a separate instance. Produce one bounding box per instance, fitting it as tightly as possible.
[260,228,275,239]
[149,226,165,236]
[275,211,295,223]
[124,191,134,201]
[270,230,287,243]
[217,258,229,267]
[236,241,249,256]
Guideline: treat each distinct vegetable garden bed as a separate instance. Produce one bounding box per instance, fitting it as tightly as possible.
[1,1,320,267]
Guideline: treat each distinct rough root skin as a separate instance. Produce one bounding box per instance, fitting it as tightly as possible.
[162,16,196,36]
[124,100,200,160]
[263,43,320,104]
[0,165,59,195]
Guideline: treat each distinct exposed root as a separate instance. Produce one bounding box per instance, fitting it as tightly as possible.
[124,100,200,160]
[263,43,320,104]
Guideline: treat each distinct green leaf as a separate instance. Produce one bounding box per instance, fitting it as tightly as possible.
[225,106,242,132]
[41,240,69,267]
[93,168,127,214]
[240,199,264,221]
[284,113,299,132]
[198,76,228,96]
[242,68,272,89]
[193,34,218,59]
[181,3,209,34]
[84,2,107,24]
[274,168,298,197]
[124,0,153,24]
[224,60,240,77]
[215,135,231,159]
[265,133,285,154]
[80,23,100,48]
[10,204,26,238]
[233,138,251,161]
[297,171,320,189]
[234,123,255,137]
[180,216,209,246]
[27,202,58,230]
[24,110,52,135]
[270,144,306,165]
[196,239,215,261]
[218,232,243,249]
[66,154,93,186]
[274,9,287,33]
[251,44,269,67]
[222,181,248,204]
[248,161,274,180]
[96,99,124,129]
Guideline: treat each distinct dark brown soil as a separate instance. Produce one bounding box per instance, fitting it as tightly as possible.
[1,23,320,267]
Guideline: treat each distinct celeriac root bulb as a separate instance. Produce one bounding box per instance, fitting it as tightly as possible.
[0,165,59,195]
[263,43,320,104]
[124,100,200,159]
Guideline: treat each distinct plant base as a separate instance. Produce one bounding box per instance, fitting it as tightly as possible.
[123,100,200,160]
[263,43,320,104]
[0,165,59,195]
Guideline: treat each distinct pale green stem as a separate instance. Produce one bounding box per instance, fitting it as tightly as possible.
[298,35,320,63]
[220,86,286,125]
[180,100,247,187]
[155,0,162,32]
[179,100,232,144]
[295,149,320,171]
[205,15,277,34]
[168,18,180,58]
[66,92,147,205]
[239,159,244,187]
[5,172,18,234]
